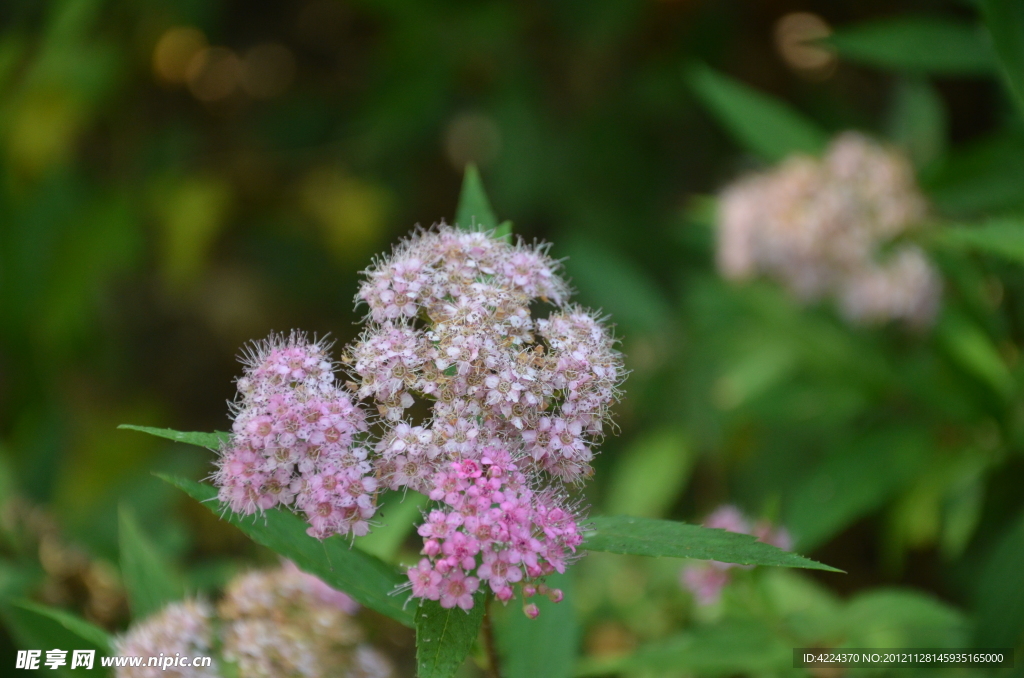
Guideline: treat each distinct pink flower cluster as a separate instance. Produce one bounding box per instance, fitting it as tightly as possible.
[353,224,623,485]
[717,132,941,327]
[212,225,623,616]
[680,506,791,607]
[405,447,582,611]
[351,225,622,613]
[213,332,378,539]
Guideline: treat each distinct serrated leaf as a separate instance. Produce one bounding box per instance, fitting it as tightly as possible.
[582,515,843,572]
[119,424,228,449]
[827,17,992,75]
[158,474,414,627]
[10,600,112,654]
[687,63,828,162]
[981,0,1024,119]
[935,218,1024,263]
[455,163,497,232]
[496,572,577,678]
[119,505,185,619]
[415,597,485,678]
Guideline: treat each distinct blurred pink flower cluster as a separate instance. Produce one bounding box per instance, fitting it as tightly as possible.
[112,563,390,678]
[717,132,941,327]
[681,506,792,607]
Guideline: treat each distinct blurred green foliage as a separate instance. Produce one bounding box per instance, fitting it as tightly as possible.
[3,0,1024,675]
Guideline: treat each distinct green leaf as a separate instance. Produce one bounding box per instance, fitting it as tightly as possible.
[925,131,1024,214]
[415,597,486,678]
[826,17,992,75]
[887,78,947,171]
[494,219,513,242]
[582,515,843,572]
[119,424,228,449]
[975,509,1024,647]
[455,163,498,232]
[10,600,112,654]
[937,311,1013,396]
[686,63,828,162]
[785,429,928,551]
[562,236,673,335]
[604,428,692,518]
[981,0,1024,119]
[496,572,578,678]
[935,218,1024,263]
[158,474,415,627]
[119,505,185,619]
[845,589,969,648]
[354,490,429,561]
[575,620,790,676]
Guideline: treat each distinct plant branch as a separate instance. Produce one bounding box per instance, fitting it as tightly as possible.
[481,595,502,678]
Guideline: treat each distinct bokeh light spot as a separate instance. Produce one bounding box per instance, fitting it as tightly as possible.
[153,26,208,85]
[774,12,836,79]
[186,47,244,102]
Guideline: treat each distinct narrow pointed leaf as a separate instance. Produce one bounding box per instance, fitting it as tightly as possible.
[934,218,1024,263]
[119,424,228,449]
[827,18,992,74]
[583,516,843,572]
[455,163,497,232]
[687,63,828,162]
[11,600,112,654]
[415,597,485,678]
[158,474,414,626]
[494,219,513,241]
[119,505,185,618]
[981,0,1024,119]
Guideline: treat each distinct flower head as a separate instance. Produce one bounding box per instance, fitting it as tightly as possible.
[114,565,392,678]
[716,132,940,327]
[213,332,377,539]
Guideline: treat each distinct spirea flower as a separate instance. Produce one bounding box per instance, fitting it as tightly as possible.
[212,331,378,539]
[352,224,623,485]
[112,600,219,678]
[212,224,624,617]
[400,447,584,610]
[680,505,792,607]
[112,565,392,678]
[350,224,623,613]
[219,565,391,678]
[716,132,941,327]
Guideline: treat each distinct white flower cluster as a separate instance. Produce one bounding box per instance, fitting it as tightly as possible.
[717,132,941,327]
[112,564,392,678]
[352,224,624,486]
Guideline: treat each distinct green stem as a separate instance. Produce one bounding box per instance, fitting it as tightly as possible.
[482,595,502,678]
